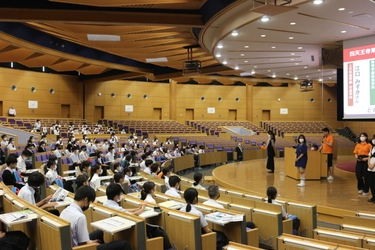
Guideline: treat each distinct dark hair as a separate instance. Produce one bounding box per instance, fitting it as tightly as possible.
[80,161,90,171]
[27,136,34,144]
[141,154,148,160]
[193,173,203,186]
[145,159,153,167]
[74,185,96,202]
[46,160,56,168]
[6,155,17,166]
[8,137,14,144]
[360,132,369,143]
[108,146,114,152]
[22,149,32,157]
[183,188,198,212]
[81,145,87,151]
[49,154,57,162]
[106,183,122,200]
[298,134,306,144]
[125,155,132,161]
[207,184,220,199]
[76,175,88,189]
[113,162,120,170]
[114,172,124,183]
[140,181,155,200]
[123,167,131,174]
[268,130,276,143]
[168,176,181,188]
[72,146,79,152]
[267,187,277,203]
[28,172,45,187]
[89,164,101,182]
[1,135,7,140]
[162,167,170,179]
[150,163,160,173]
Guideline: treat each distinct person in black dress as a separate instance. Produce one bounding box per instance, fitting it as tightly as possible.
[266,130,276,173]
[295,134,308,187]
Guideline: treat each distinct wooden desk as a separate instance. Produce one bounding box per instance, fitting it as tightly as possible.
[173,154,194,172]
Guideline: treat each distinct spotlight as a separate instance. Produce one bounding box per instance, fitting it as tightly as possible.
[261,16,270,22]
[231,30,239,36]
[313,0,323,4]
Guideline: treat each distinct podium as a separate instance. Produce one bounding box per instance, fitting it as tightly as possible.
[284,147,327,180]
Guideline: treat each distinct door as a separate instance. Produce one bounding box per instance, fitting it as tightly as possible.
[94,106,104,122]
[186,109,194,121]
[0,101,3,116]
[262,110,271,121]
[153,108,162,120]
[228,109,237,120]
[61,104,70,118]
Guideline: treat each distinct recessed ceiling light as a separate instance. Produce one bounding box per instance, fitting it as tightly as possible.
[329,77,332,79]
[319,78,323,82]
[268,70,271,72]
[223,61,228,65]
[272,73,276,78]
[244,45,249,48]
[298,46,303,49]
[271,46,276,49]
[291,53,295,55]
[235,66,239,70]
[261,35,266,37]
[240,54,244,56]
[338,7,345,11]
[291,59,294,61]
[251,70,255,74]
[286,73,290,75]
[216,54,221,58]
[318,69,321,71]
[289,37,294,40]
[217,45,223,48]
[261,15,270,22]
[313,0,323,5]
[290,22,296,25]
[231,30,239,36]
[306,75,309,78]
[294,76,298,80]
[304,66,308,68]
[254,66,257,68]
[244,60,248,63]
[145,57,168,63]
[295,63,299,65]
[341,30,347,33]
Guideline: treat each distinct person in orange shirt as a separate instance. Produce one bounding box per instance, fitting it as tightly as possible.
[318,127,334,180]
[353,132,372,196]
[260,141,267,150]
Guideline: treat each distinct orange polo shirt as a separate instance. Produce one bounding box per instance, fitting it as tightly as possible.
[353,142,372,156]
[322,134,334,154]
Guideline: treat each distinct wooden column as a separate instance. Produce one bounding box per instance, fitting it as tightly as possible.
[246,85,253,121]
[169,79,177,120]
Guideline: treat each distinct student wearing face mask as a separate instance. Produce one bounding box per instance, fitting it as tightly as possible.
[79,145,90,161]
[1,134,8,146]
[60,186,132,250]
[353,132,372,196]
[319,127,334,180]
[165,176,181,198]
[45,160,61,185]
[295,134,308,187]
[7,137,17,151]
[266,130,276,173]
[16,150,33,173]
[89,164,102,190]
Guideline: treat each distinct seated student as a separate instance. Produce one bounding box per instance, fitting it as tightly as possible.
[53,145,65,159]
[165,176,181,199]
[121,154,132,169]
[1,155,25,189]
[76,174,89,190]
[79,145,90,162]
[113,162,122,173]
[89,165,102,191]
[45,160,62,185]
[7,137,17,151]
[80,160,90,180]
[59,186,132,250]
[1,134,8,147]
[202,184,224,208]
[96,151,109,176]
[0,230,30,250]
[140,181,157,204]
[106,146,116,163]
[143,159,153,175]
[16,150,33,173]
[104,183,146,215]
[18,172,58,209]
[37,141,47,153]
[114,172,126,193]
[27,136,37,148]
[180,188,212,233]
[150,163,160,177]
[139,154,148,171]
[69,146,82,169]
[192,173,206,190]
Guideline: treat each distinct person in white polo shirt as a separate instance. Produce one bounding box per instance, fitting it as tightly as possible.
[202,184,224,208]
[165,176,181,199]
[8,105,16,117]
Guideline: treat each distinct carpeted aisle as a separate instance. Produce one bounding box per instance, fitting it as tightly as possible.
[336,161,356,173]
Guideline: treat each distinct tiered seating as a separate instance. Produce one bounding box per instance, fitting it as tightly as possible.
[179,136,238,152]
[107,120,201,135]
[262,121,335,136]
[187,120,265,136]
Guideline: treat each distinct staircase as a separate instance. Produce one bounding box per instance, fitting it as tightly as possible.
[336,127,357,142]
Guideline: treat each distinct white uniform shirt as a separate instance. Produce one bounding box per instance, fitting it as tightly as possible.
[106,151,115,162]
[368,146,375,172]
[103,200,130,213]
[1,140,8,146]
[192,184,206,190]
[79,151,89,161]
[8,108,16,116]
[16,155,26,172]
[180,204,207,228]
[7,143,16,151]
[164,176,170,190]
[165,188,181,199]
[18,183,36,205]
[272,200,287,218]
[90,173,101,190]
[46,169,58,184]
[70,153,80,163]
[144,194,156,204]
[144,167,151,175]
[202,199,224,209]
[60,203,90,247]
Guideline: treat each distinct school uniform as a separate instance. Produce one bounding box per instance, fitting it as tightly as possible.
[165,187,181,199]
[7,144,16,151]
[70,153,81,164]
[202,199,224,209]
[192,184,206,190]
[180,204,208,228]
[1,167,24,189]
[79,151,89,161]
[46,169,58,184]
[103,200,129,213]
[144,194,156,204]
[367,146,375,202]
[144,167,151,175]
[1,140,8,146]
[272,200,287,218]
[38,146,47,153]
[54,149,62,158]
[90,173,101,190]
[18,183,36,205]
[106,152,115,162]
[60,202,131,249]
[8,108,16,116]
[16,156,26,173]
[164,176,170,190]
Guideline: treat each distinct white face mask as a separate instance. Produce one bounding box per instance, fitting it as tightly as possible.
[311,147,315,150]
[360,136,366,142]
[117,196,123,203]
[268,134,271,138]
[99,169,103,175]
[299,139,304,143]
[372,139,375,145]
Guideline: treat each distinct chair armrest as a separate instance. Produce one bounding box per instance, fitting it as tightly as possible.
[282,219,293,235]
[246,228,259,247]
[202,231,217,250]
[146,236,164,250]
[72,243,98,250]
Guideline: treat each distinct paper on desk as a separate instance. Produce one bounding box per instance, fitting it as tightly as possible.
[205,212,243,222]
[1,210,35,223]
[50,187,69,202]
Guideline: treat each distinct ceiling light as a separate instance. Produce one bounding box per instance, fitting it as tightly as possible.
[268,70,271,72]
[298,46,303,49]
[306,75,309,78]
[254,66,257,68]
[261,15,270,22]
[244,60,248,63]
[294,76,298,80]
[223,61,228,65]
[272,73,276,78]
[240,54,245,56]
[319,78,323,82]
[338,7,345,11]
[217,45,223,48]
[231,30,239,36]
[289,37,294,40]
[271,46,276,49]
[318,69,321,71]
[313,0,323,5]
[244,45,249,48]
[145,57,168,63]
[235,66,239,70]
[290,22,296,25]
[261,35,266,37]
[251,70,255,74]
[216,54,222,58]
[87,34,121,41]
[304,66,308,68]
[291,59,294,61]
[286,73,290,75]
[291,53,295,55]
[341,30,347,33]
[329,77,332,79]
[295,63,299,65]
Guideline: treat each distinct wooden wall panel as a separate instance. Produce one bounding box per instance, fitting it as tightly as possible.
[0,68,82,118]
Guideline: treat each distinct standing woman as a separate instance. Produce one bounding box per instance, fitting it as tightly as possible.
[353,132,372,196]
[367,134,375,203]
[295,134,308,187]
[266,130,276,173]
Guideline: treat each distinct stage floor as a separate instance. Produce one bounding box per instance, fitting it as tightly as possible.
[212,156,375,212]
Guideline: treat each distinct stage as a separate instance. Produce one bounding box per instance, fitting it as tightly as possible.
[212,156,374,212]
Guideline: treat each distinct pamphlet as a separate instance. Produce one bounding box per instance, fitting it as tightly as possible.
[50,187,69,202]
